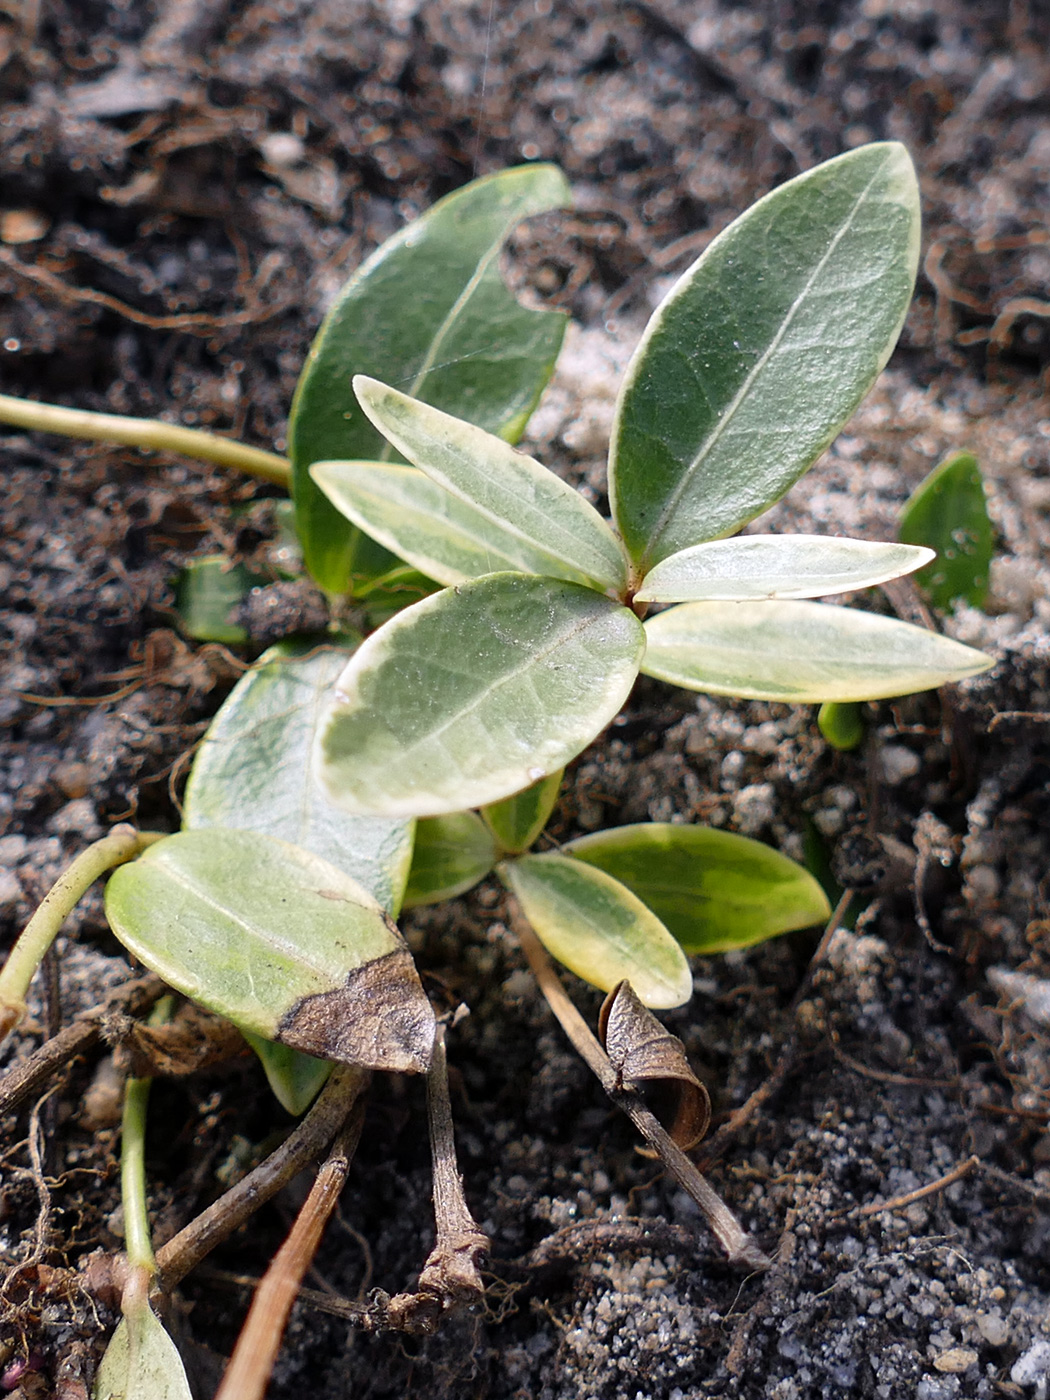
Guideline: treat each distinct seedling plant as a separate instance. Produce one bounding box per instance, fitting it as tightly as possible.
[0,142,995,1395]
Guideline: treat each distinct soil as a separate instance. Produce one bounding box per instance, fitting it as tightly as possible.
[1,2,1049,1398]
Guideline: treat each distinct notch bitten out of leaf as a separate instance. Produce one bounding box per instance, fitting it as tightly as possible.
[104,830,435,1074]
[599,981,711,1153]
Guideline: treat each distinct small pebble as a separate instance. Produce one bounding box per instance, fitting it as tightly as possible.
[933,1348,977,1374]
[880,744,921,786]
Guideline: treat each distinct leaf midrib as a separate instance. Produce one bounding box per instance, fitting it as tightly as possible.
[367,597,635,769]
[642,163,888,566]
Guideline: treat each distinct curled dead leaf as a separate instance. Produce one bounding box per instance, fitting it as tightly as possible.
[599,980,710,1152]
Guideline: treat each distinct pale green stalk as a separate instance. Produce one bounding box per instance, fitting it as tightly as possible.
[0,825,164,1041]
[0,393,290,488]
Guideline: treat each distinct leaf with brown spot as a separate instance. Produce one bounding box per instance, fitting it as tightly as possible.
[599,981,710,1151]
[104,830,435,1075]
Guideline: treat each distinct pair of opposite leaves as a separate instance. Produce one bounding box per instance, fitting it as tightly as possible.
[309,141,991,822]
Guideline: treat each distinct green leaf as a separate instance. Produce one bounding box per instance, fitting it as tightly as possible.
[641,599,994,701]
[565,824,831,954]
[104,830,435,1073]
[402,812,497,907]
[240,1031,331,1115]
[173,556,267,644]
[355,563,439,629]
[482,769,564,855]
[311,460,601,587]
[500,852,692,1007]
[899,450,993,612]
[817,700,865,751]
[318,573,645,818]
[609,143,921,569]
[350,378,629,593]
[94,1308,193,1400]
[289,164,572,595]
[183,642,413,917]
[635,535,933,603]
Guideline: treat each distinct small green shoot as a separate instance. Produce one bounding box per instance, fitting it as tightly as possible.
[94,1001,193,1400]
[899,449,993,612]
[173,556,270,645]
[313,143,993,820]
[818,700,866,751]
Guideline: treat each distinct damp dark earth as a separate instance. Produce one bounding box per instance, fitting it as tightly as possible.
[1,2,1049,1398]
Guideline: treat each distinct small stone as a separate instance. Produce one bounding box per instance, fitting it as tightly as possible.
[51,760,92,799]
[731,782,775,834]
[0,869,21,911]
[259,132,306,167]
[975,1310,1009,1346]
[1011,1340,1050,1388]
[880,744,921,786]
[0,209,49,244]
[933,1348,977,1374]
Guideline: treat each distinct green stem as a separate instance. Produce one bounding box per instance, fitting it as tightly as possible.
[122,1073,158,1274]
[0,825,165,1041]
[0,392,291,489]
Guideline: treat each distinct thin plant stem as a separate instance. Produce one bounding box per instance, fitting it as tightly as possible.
[214,1113,365,1400]
[155,1064,369,1291]
[510,907,770,1271]
[121,1079,157,1274]
[120,997,174,1276]
[0,392,291,488]
[0,826,165,1042]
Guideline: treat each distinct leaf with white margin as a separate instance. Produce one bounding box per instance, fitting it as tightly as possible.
[609,143,921,569]
[566,823,831,953]
[352,377,629,594]
[317,573,644,818]
[104,830,435,1073]
[635,535,933,603]
[499,852,693,1008]
[94,1308,192,1400]
[183,641,413,917]
[641,599,994,701]
[311,460,591,587]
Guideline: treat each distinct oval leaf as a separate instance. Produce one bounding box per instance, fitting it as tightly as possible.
[598,980,710,1150]
[499,852,692,1009]
[402,812,498,908]
[609,143,921,569]
[94,1309,193,1400]
[899,450,993,612]
[104,830,435,1073]
[481,768,564,855]
[318,573,645,818]
[289,164,571,595]
[635,535,933,603]
[352,378,629,593]
[240,1031,331,1116]
[641,599,994,702]
[311,460,596,587]
[566,823,831,954]
[183,642,413,917]
[173,555,267,645]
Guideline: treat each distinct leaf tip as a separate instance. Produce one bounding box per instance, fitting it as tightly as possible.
[278,948,436,1074]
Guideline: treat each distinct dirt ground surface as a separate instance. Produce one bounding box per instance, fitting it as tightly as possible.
[2,1,1050,1397]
